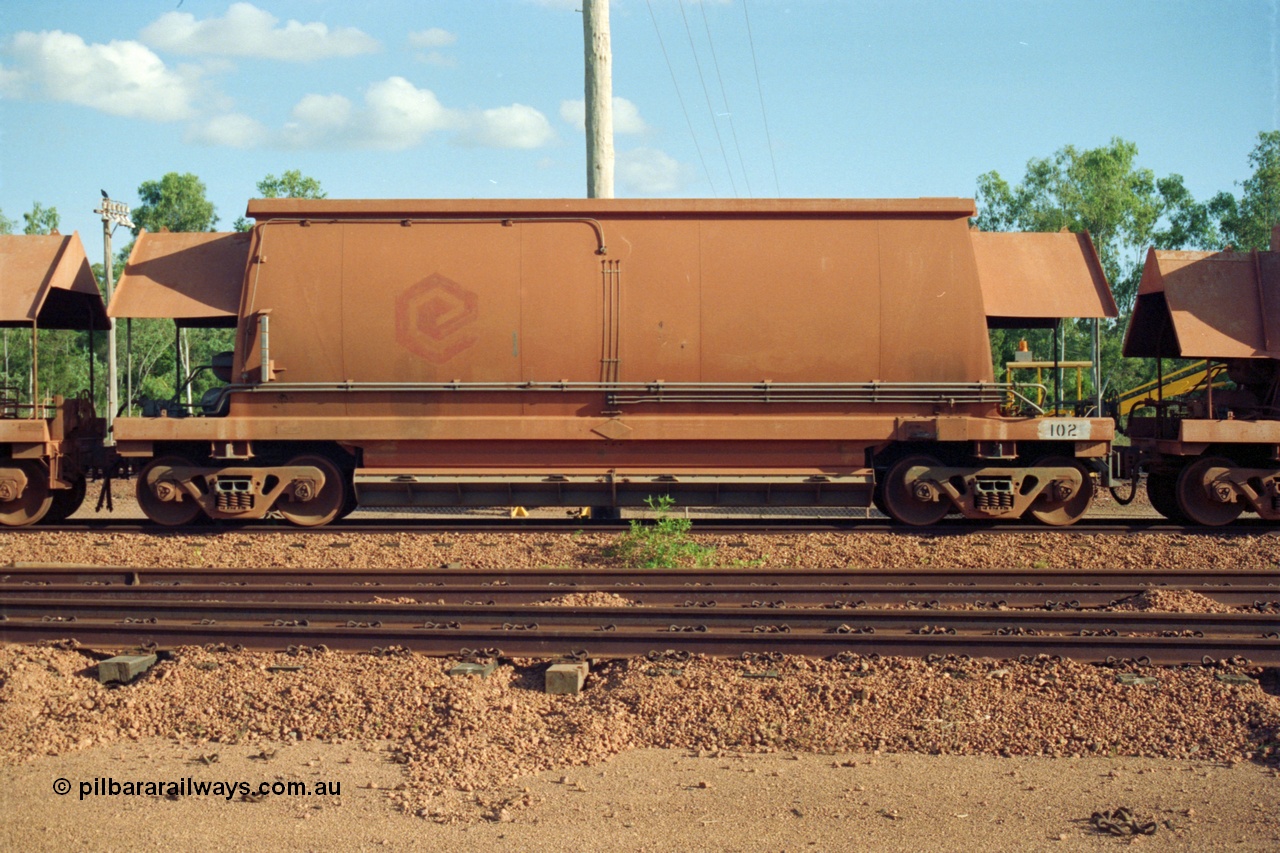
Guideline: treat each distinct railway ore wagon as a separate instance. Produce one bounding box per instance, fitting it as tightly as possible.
[110,198,1117,527]
[0,232,108,526]
[1120,231,1280,525]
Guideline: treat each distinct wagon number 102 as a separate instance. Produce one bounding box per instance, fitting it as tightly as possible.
[1037,419,1092,440]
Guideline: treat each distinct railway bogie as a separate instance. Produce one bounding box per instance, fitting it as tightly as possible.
[872,445,1098,526]
[133,443,355,527]
[1135,451,1279,525]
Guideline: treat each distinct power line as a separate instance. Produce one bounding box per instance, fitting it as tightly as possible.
[742,0,781,196]
[646,0,717,196]
[677,0,737,197]
[698,0,752,197]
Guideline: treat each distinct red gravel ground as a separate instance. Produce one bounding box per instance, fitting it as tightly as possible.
[0,490,1275,849]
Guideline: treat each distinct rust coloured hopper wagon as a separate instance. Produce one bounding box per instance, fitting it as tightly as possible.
[110,198,1117,527]
[0,232,109,526]
[1121,235,1280,524]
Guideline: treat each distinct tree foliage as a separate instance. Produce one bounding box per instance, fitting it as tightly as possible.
[233,169,326,232]
[971,137,1274,406]
[972,138,1212,311]
[0,208,14,235]
[22,201,60,236]
[258,169,327,200]
[1217,130,1280,251]
[131,172,218,236]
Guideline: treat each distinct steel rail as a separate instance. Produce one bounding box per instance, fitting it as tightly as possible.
[2,618,1275,665]
[4,598,1276,637]
[5,565,1277,588]
[19,517,1280,534]
[3,582,1275,608]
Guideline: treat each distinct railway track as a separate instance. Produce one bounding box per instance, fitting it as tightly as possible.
[5,583,1276,609]
[4,565,1279,606]
[21,516,1280,535]
[3,566,1277,665]
[6,564,1279,587]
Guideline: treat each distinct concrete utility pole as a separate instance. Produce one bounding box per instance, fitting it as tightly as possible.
[94,195,133,444]
[583,0,615,198]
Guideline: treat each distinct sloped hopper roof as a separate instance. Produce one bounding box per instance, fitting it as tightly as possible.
[110,231,249,328]
[1123,249,1280,359]
[970,230,1117,328]
[0,232,109,330]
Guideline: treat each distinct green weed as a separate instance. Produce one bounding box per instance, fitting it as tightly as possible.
[611,495,716,569]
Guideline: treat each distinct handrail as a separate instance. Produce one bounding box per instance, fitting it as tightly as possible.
[1119,361,1231,417]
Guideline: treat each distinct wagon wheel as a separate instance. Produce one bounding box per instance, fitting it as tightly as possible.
[136,456,202,526]
[880,455,949,526]
[1027,456,1093,527]
[41,476,87,524]
[1145,471,1186,522]
[277,455,346,528]
[1175,456,1242,527]
[0,460,54,527]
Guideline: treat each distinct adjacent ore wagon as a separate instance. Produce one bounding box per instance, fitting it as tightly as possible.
[109,198,1117,527]
[0,232,108,526]
[1120,233,1280,524]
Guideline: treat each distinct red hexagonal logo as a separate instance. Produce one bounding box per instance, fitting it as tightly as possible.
[394,273,479,364]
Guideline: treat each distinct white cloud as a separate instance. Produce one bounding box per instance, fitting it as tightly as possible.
[416,51,457,69]
[362,77,461,149]
[559,97,648,134]
[408,27,457,67]
[274,79,553,151]
[282,92,356,147]
[0,65,22,97]
[170,74,555,152]
[618,148,692,194]
[141,2,378,61]
[408,28,456,49]
[277,77,462,150]
[461,104,556,149]
[1,30,197,121]
[292,93,354,127]
[186,113,269,148]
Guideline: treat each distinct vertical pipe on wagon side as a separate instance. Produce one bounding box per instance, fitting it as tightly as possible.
[260,313,270,383]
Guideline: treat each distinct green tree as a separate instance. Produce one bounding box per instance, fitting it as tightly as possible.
[22,201,59,235]
[0,208,14,235]
[1217,130,1280,251]
[974,138,1177,309]
[974,138,1231,404]
[131,172,218,237]
[1150,174,1239,251]
[233,169,326,231]
[258,169,327,200]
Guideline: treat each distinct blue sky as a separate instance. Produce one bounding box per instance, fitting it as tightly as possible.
[0,1,1274,248]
